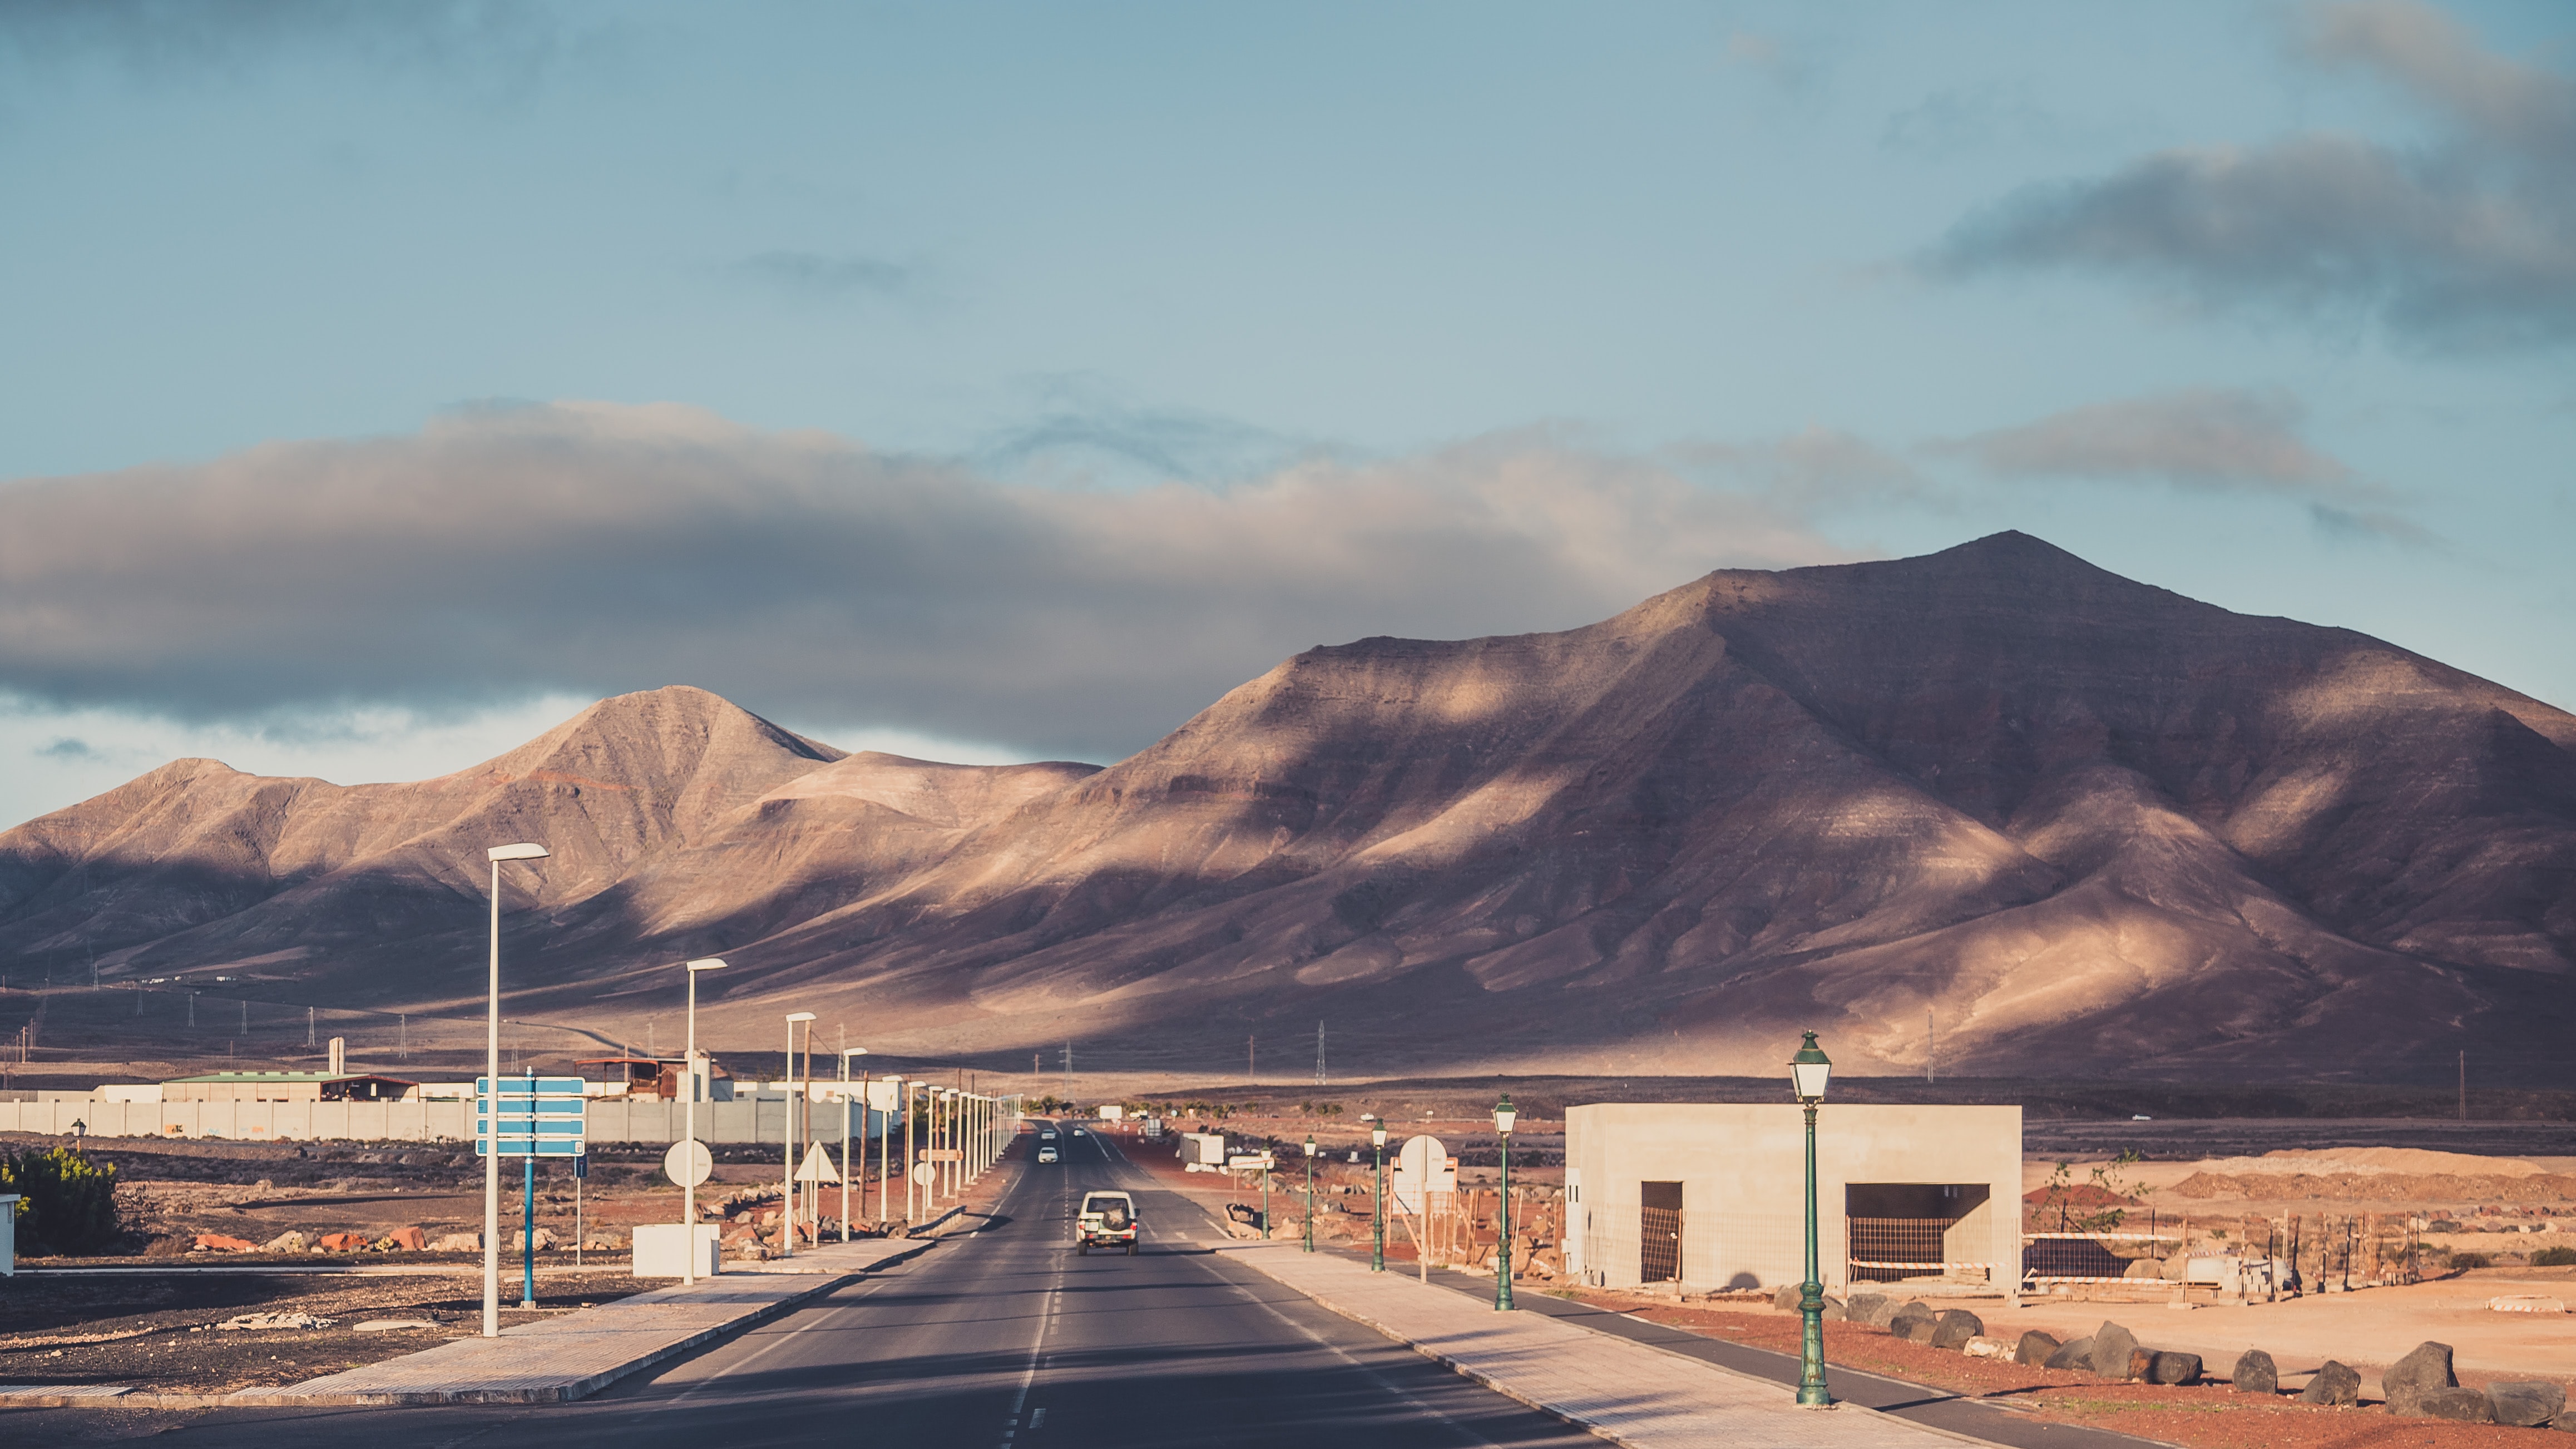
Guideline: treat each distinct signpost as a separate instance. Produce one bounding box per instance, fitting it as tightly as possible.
[477,1074,586,1306]
[1391,1136,1453,1283]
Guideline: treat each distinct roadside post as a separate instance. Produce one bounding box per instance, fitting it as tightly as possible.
[1303,1136,1317,1252]
[840,1048,868,1241]
[573,1149,586,1269]
[1367,1116,1388,1272]
[1393,1134,1451,1284]
[479,841,549,1339]
[783,1012,815,1257]
[679,957,726,1285]
[1493,1095,1516,1310]
[1791,1031,1835,1408]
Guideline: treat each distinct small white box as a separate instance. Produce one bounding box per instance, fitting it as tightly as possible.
[632,1223,721,1279]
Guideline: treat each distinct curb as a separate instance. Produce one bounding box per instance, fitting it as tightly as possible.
[0,1237,945,1410]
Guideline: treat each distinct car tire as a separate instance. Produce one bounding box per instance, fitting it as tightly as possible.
[1126,1240,1138,1256]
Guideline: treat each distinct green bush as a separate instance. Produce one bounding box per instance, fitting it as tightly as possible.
[2450,1251,2493,1270]
[2528,1245,2576,1268]
[0,1145,124,1255]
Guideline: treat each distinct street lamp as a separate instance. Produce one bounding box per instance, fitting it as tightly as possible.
[1303,1136,1317,1252]
[1366,1116,1388,1272]
[680,958,727,1285]
[1494,1094,1517,1311]
[481,842,547,1339]
[840,1047,868,1243]
[783,1011,816,1258]
[1791,1030,1835,1407]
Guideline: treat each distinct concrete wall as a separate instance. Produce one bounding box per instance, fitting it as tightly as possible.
[1563,1102,2020,1298]
[0,1098,897,1145]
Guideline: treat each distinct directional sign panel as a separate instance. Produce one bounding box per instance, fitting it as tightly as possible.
[476,1076,588,1158]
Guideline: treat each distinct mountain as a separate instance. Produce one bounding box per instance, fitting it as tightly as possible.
[4,533,2572,1082]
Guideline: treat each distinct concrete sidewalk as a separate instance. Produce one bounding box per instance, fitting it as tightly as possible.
[1228,1244,1974,1449]
[0,1234,940,1409]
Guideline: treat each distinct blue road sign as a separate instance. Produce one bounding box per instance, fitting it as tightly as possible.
[475,1076,588,1158]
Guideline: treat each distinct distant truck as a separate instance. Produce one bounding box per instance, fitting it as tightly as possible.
[1178,1132,1227,1172]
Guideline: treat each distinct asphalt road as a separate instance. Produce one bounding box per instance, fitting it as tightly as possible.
[9,1125,1595,1447]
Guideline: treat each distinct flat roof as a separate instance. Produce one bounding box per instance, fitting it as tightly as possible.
[161,1071,418,1085]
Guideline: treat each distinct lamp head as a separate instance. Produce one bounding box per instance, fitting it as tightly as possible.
[486,842,549,862]
[1370,1124,1387,1148]
[1303,1136,1316,1156]
[1493,1092,1516,1135]
[787,1011,817,1023]
[1789,1030,1833,1103]
[685,957,728,972]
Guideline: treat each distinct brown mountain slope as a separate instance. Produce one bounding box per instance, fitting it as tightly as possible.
[3,533,2570,1080]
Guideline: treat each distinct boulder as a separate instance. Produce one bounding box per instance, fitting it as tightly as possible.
[1819,1296,1846,1322]
[1772,1283,1802,1312]
[2144,1351,2203,1386]
[318,1232,369,1252]
[192,1233,256,1252]
[2298,1361,2361,1406]
[428,1232,480,1252]
[1888,1301,1939,1342]
[259,1230,309,1253]
[2230,1348,2278,1395]
[1962,1337,2016,1359]
[2089,1322,2141,1379]
[2488,1382,2566,1428]
[2015,1331,2061,1367]
[2043,1335,2096,1372]
[2413,1387,2495,1423]
[383,1225,426,1252]
[1845,1293,1896,1328]
[2382,1341,2458,1415]
[1929,1310,1985,1351]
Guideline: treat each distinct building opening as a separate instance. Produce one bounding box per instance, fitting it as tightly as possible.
[1846,1183,1992,1283]
[1640,1180,1683,1283]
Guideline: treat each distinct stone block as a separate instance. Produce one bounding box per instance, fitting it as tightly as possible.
[2043,1334,2095,1372]
[1888,1301,1939,1342]
[2298,1361,2360,1406]
[2382,1341,2457,1415]
[1929,1309,1985,1350]
[2144,1351,2203,1386]
[2413,1387,2495,1423]
[2015,1331,2061,1367]
[2488,1382,2566,1428]
[2089,1321,2140,1379]
[1819,1296,1846,1322]
[192,1233,255,1252]
[258,1230,308,1253]
[318,1232,369,1252]
[1772,1283,1802,1312]
[1845,1292,1895,1328]
[383,1225,426,1252]
[2230,1348,2278,1395]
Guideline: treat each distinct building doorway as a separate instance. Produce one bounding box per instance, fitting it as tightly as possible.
[1640,1180,1683,1283]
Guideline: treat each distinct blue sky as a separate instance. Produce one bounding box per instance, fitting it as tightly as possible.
[1,1,2570,826]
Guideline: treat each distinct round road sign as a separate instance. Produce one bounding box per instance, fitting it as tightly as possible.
[664,1138,714,1188]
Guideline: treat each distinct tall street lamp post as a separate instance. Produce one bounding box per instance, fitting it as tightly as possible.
[840,1048,868,1242]
[1303,1136,1317,1252]
[783,1012,815,1257]
[1791,1030,1836,1407]
[1494,1093,1517,1310]
[480,842,548,1340]
[1368,1117,1387,1272]
[680,958,726,1285]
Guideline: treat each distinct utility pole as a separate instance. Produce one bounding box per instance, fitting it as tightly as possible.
[1062,1041,1071,1091]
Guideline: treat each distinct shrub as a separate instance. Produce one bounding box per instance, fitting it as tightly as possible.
[2451,1252,2493,1270]
[2529,1246,2576,1268]
[0,1145,124,1255]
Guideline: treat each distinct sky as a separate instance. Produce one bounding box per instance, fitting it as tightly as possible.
[1,1,2571,828]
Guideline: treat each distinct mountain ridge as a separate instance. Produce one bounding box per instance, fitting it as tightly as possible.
[3,533,2570,1081]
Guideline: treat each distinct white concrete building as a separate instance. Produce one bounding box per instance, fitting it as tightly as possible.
[1564,1103,2021,1301]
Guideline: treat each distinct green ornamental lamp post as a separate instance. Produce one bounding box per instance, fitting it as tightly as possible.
[1368,1116,1388,1272]
[1492,1092,1517,1310]
[1303,1135,1317,1252]
[1791,1030,1835,1407]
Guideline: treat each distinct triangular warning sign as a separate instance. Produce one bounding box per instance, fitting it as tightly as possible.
[794,1142,842,1183]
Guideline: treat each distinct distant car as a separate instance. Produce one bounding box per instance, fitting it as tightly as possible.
[1071,1128,1086,1137]
[1041,1129,1059,1140]
[1037,1146,1060,1164]
[1077,1190,1139,1255]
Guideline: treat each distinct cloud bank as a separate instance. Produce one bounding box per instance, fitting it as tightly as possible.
[1924,1,2576,351]
[0,403,1842,761]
